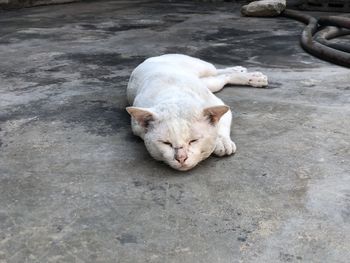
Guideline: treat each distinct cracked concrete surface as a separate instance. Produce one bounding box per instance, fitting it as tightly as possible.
[0,1,349,262]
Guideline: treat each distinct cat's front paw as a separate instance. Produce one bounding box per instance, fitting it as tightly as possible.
[214,135,236,156]
[247,72,268,88]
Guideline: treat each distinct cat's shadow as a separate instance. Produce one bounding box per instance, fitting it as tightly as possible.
[225,81,280,90]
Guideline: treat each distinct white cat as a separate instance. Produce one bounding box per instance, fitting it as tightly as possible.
[126,54,267,171]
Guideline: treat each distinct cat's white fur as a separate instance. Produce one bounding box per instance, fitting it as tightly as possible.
[126,54,267,171]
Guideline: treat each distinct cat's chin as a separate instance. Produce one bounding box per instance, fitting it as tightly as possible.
[170,162,198,171]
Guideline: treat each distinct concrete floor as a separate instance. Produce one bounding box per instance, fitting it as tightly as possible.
[0,1,349,262]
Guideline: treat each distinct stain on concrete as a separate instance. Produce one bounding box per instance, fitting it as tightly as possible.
[117,233,138,245]
[0,99,130,136]
[336,85,350,91]
[79,24,98,30]
[196,34,320,68]
[203,27,261,41]
[57,52,145,68]
[64,100,130,136]
[0,175,51,209]
[79,15,187,33]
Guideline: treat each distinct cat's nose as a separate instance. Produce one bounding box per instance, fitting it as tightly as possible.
[175,155,188,164]
[174,148,188,164]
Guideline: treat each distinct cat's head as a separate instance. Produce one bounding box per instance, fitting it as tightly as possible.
[126,105,229,171]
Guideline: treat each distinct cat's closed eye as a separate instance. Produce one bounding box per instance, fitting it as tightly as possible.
[189,139,198,145]
[162,141,173,147]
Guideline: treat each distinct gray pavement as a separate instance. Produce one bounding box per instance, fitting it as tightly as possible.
[0,1,349,262]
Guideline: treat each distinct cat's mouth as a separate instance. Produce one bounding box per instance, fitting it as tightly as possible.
[173,162,196,171]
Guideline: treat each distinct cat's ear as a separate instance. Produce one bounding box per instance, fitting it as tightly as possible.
[126,107,156,128]
[203,105,230,125]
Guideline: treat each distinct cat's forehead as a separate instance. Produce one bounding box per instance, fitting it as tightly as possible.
[165,119,192,134]
[158,118,207,138]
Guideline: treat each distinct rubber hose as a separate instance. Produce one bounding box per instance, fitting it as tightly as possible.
[314,26,350,53]
[281,9,350,68]
[318,16,350,29]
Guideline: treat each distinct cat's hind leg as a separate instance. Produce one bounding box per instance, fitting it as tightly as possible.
[201,70,268,93]
[216,66,247,74]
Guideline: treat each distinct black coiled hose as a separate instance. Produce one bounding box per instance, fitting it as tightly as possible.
[281,9,350,68]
